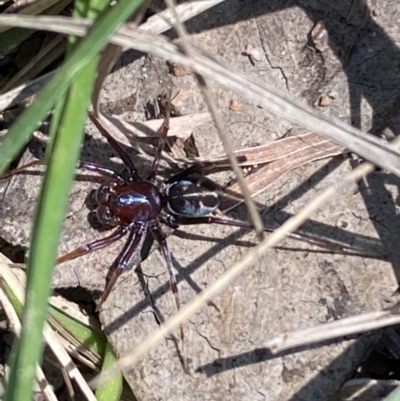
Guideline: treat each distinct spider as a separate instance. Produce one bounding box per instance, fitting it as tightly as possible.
[1,96,359,316]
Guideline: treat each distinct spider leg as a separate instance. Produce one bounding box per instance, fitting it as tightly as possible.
[98,223,146,306]
[1,159,126,182]
[79,161,126,182]
[150,222,184,342]
[167,156,247,184]
[89,112,140,181]
[147,92,171,182]
[57,226,128,264]
[168,215,366,255]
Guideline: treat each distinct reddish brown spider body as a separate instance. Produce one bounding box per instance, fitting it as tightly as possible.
[96,181,163,226]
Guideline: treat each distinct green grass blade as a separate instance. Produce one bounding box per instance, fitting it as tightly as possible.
[0,279,23,315]
[96,342,124,401]
[0,0,146,175]
[49,307,106,355]
[4,61,98,401]
[1,276,107,356]
[4,1,146,400]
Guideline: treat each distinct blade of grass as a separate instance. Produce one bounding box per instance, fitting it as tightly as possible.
[4,1,147,400]
[95,342,124,401]
[0,0,146,175]
[0,288,58,401]
[0,254,98,399]
[4,60,98,401]
[0,0,72,59]
[1,273,106,361]
[49,308,106,356]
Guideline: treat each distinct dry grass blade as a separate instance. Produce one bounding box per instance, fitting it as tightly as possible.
[216,131,347,166]
[222,132,347,211]
[1,35,66,93]
[199,79,266,238]
[90,161,374,387]
[141,0,226,34]
[0,289,58,401]
[0,15,399,178]
[43,323,97,401]
[0,0,64,33]
[0,255,97,401]
[265,303,400,353]
[0,72,53,111]
[96,112,211,139]
[47,315,101,370]
[3,0,38,13]
[0,0,226,111]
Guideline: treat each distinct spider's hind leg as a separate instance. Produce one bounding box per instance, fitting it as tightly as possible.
[150,222,184,342]
[170,215,371,255]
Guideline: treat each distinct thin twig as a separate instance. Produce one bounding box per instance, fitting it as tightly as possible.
[265,303,400,353]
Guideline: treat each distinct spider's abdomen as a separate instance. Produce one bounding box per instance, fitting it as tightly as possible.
[96,181,162,226]
[165,176,222,217]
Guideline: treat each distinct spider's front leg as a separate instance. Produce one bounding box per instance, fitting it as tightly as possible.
[57,226,128,264]
[0,159,127,182]
[147,90,172,182]
[98,223,146,306]
[89,112,141,181]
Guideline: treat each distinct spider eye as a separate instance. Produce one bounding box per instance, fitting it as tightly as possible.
[166,176,222,217]
[96,205,120,226]
[96,182,116,204]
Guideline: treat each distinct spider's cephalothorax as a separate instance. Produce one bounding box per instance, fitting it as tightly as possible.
[96,181,162,226]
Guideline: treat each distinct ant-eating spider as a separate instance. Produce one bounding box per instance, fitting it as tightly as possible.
[1,96,363,320]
